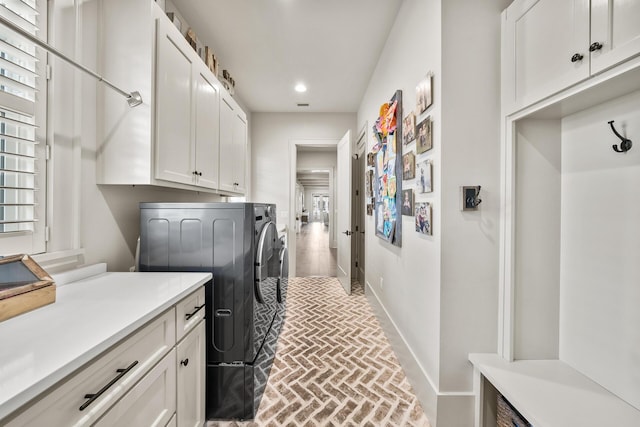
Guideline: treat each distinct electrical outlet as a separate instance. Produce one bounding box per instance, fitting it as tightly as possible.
[461,186,482,211]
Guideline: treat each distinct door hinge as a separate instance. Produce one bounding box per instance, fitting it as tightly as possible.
[44,226,50,242]
[355,261,358,268]
[45,64,52,80]
[45,144,51,160]
[355,225,359,232]
[355,190,359,196]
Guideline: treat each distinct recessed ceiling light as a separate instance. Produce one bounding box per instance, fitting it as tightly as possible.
[295,83,307,93]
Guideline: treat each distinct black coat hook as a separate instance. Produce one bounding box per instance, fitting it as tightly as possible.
[609,120,632,153]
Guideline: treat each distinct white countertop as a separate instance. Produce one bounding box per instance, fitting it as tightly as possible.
[0,271,211,421]
[469,353,640,427]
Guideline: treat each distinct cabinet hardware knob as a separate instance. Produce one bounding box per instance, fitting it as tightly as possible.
[570,53,584,62]
[181,358,189,367]
[198,172,202,176]
[589,42,603,52]
[192,171,198,175]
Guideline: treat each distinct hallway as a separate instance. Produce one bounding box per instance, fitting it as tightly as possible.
[296,222,337,277]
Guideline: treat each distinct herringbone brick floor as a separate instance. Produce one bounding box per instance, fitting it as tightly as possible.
[208,277,431,427]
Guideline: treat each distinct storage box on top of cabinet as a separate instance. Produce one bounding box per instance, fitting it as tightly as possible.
[97,0,247,195]
[501,0,640,114]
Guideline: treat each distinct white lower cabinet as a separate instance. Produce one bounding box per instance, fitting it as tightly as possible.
[5,309,175,427]
[94,350,176,427]
[3,288,205,427]
[176,321,205,427]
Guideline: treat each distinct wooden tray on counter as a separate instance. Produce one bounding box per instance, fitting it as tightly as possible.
[0,254,56,322]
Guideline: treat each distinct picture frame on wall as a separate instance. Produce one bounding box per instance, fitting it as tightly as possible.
[402,113,416,145]
[416,116,433,154]
[415,202,432,235]
[365,169,374,197]
[402,151,415,180]
[401,189,414,216]
[373,90,403,247]
[416,73,433,114]
[367,152,376,167]
[416,159,433,193]
[366,204,374,216]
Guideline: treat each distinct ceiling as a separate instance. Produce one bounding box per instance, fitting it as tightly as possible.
[297,171,330,188]
[171,0,403,113]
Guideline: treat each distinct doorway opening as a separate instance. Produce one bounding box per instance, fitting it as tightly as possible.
[291,144,337,277]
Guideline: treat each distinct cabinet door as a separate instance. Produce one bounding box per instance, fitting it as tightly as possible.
[591,0,640,74]
[218,92,236,193]
[155,20,195,186]
[193,64,220,190]
[231,111,247,194]
[503,0,590,112]
[176,321,205,427]
[95,350,176,427]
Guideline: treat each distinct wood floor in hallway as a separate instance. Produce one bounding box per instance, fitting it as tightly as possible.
[296,222,337,277]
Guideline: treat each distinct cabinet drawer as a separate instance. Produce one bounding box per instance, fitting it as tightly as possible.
[5,309,176,427]
[175,286,205,342]
[94,349,176,427]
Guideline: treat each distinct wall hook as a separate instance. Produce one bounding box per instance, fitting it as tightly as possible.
[608,120,632,153]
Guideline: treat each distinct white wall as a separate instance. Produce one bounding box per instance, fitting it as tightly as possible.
[560,90,640,411]
[356,0,508,424]
[250,113,355,273]
[438,0,508,395]
[357,0,442,421]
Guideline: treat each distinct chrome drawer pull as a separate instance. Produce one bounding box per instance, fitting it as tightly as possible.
[79,361,138,411]
[185,303,205,320]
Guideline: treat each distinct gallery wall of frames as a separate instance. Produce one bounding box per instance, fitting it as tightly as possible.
[366,72,435,244]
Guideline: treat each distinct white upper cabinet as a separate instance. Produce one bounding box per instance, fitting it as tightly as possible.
[193,66,221,190]
[502,0,590,112]
[155,18,222,190]
[219,91,247,194]
[502,0,640,113]
[155,21,196,186]
[97,0,243,195]
[590,0,640,74]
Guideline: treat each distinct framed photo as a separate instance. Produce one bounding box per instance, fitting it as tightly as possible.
[373,90,403,247]
[401,189,414,216]
[416,116,433,154]
[367,152,376,167]
[402,151,415,180]
[416,159,433,193]
[415,202,432,235]
[365,169,374,197]
[402,113,416,145]
[366,204,374,216]
[416,73,433,114]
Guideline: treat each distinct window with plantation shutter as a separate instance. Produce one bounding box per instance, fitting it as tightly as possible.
[0,0,46,254]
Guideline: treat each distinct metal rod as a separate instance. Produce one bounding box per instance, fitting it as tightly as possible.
[0,14,142,107]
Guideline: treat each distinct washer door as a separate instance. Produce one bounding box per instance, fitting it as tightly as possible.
[252,221,279,362]
[255,221,280,302]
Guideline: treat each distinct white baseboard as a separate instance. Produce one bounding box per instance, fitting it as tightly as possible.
[364,281,476,427]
